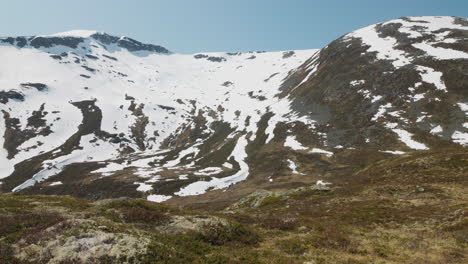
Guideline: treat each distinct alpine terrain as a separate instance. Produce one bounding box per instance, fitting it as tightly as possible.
[0,16,467,264]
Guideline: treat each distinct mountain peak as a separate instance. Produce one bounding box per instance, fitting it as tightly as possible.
[47,30,99,38]
[0,30,171,54]
[0,16,466,204]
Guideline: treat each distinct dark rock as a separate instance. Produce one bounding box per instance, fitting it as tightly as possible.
[194,54,209,59]
[91,33,169,54]
[207,56,226,62]
[85,54,99,60]
[102,54,118,61]
[50,54,62,60]
[0,90,24,104]
[221,81,233,87]
[20,83,48,91]
[81,66,96,73]
[282,51,295,59]
[30,36,84,49]
[158,105,176,111]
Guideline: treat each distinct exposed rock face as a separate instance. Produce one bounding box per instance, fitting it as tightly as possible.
[0,16,466,204]
[0,90,24,104]
[0,32,170,54]
[284,16,468,151]
[90,32,170,54]
[227,185,331,210]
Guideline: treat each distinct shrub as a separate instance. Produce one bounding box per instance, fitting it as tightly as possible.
[308,226,351,250]
[259,196,283,207]
[122,207,169,225]
[105,199,170,213]
[199,222,261,246]
[276,239,308,255]
[104,199,170,225]
[260,214,298,231]
[139,233,211,264]
[203,254,232,264]
[0,242,19,264]
[0,213,63,243]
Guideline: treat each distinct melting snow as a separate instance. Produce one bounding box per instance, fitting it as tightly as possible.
[381,150,406,155]
[430,125,443,135]
[371,95,383,103]
[222,162,233,169]
[372,103,392,121]
[193,167,224,176]
[345,24,411,68]
[452,131,468,146]
[147,194,172,203]
[284,136,308,150]
[48,30,98,38]
[316,180,331,186]
[287,159,303,174]
[175,136,249,196]
[309,148,334,157]
[92,162,126,176]
[413,43,468,60]
[385,123,428,150]
[457,103,468,112]
[416,66,447,92]
[0,38,316,190]
[350,80,366,86]
[408,93,425,102]
[135,182,153,192]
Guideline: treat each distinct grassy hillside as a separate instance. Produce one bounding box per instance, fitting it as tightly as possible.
[0,148,466,264]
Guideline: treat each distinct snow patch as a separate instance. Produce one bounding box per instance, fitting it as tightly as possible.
[452,131,468,146]
[416,66,447,92]
[135,182,153,192]
[309,148,334,157]
[381,150,406,155]
[175,136,249,196]
[48,30,97,38]
[147,194,172,203]
[316,180,331,186]
[430,125,443,135]
[385,123,428,150]
[49,181,63,186]
[287,159,303,175]
[284,136,308,151]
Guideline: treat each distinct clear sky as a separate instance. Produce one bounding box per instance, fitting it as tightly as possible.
[0,0,466,53]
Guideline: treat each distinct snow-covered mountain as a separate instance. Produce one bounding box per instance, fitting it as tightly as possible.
[0,16,467,204]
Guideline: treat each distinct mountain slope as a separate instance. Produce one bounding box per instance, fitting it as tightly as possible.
[0,16,467,205]
[0,147,466,263]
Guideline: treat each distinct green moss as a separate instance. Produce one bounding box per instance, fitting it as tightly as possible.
[259,195,284,208]
[37,195,91,210]
[0,195,32,211]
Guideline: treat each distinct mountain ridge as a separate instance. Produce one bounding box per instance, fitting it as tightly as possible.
[0,16,466,206]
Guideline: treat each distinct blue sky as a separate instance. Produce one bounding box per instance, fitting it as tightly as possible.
[0,0,466,53]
